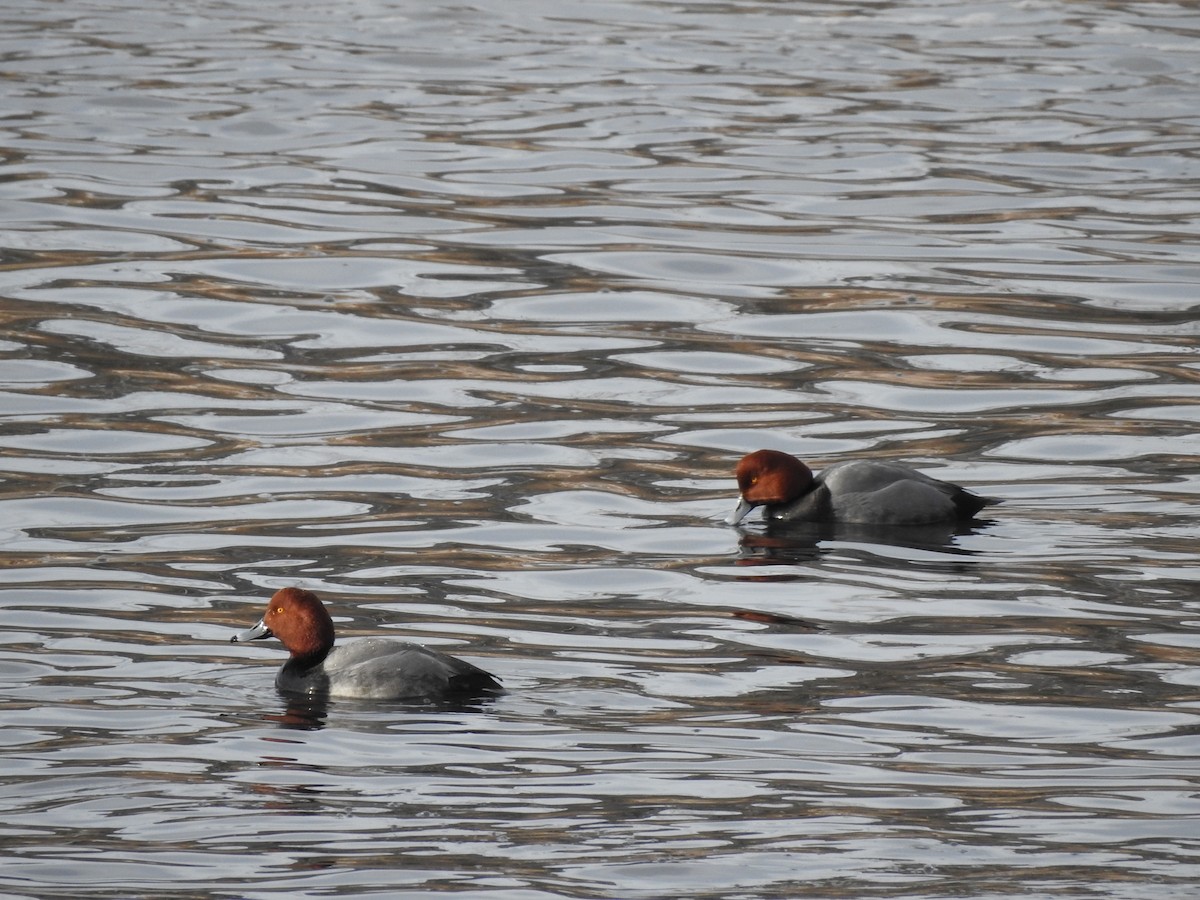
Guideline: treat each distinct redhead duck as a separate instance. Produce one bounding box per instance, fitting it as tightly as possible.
[231,587,501,700]
[726,449,994,527]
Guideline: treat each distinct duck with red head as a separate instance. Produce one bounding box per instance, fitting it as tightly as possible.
[727,449,994,527]
[231,587,501,700]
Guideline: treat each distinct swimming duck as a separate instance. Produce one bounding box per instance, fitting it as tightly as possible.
[726,449,994,526]
[231,587,501,700]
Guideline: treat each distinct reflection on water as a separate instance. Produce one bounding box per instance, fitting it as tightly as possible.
[732,518,995,568]
[2,0,1199,897]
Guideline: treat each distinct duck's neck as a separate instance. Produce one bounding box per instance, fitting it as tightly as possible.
[287,644,331,674]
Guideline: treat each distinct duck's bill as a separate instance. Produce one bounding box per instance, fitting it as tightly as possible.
[230,619,272,643]
[725,497,755,526]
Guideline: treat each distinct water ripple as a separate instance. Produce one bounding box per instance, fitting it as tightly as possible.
[1,0,1199,897]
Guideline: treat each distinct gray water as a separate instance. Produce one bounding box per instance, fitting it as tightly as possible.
[2,0,1199,897]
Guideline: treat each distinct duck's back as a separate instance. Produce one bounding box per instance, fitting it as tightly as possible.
[819,460,988,525]
[278,638,500,700]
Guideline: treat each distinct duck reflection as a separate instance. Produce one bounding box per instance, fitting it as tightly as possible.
[266,695,330,731]
[733,517,996,568]
[261,690,502,733]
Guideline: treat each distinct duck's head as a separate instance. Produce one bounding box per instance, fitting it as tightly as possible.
[231,587,335,663]
[726,449,814,525]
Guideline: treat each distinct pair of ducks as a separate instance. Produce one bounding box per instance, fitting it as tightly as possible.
[232,450,995,701]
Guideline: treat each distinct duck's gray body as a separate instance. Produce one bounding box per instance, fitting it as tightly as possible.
[765,460,990,525]
[276,638,501,699]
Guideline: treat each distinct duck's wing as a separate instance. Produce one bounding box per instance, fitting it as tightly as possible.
[327,640,500,700]
[821,461,993,524]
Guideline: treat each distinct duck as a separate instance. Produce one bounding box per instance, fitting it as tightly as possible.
[230,587,501,700]
[726,449,995,527]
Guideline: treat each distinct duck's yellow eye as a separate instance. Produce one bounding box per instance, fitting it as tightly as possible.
[275,607,284,614]
[750,476,758,485]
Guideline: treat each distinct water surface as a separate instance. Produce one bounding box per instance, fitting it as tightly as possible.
[1,0,1199,897]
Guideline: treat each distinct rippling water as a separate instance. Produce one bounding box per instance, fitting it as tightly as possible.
[2,0,1199,897]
